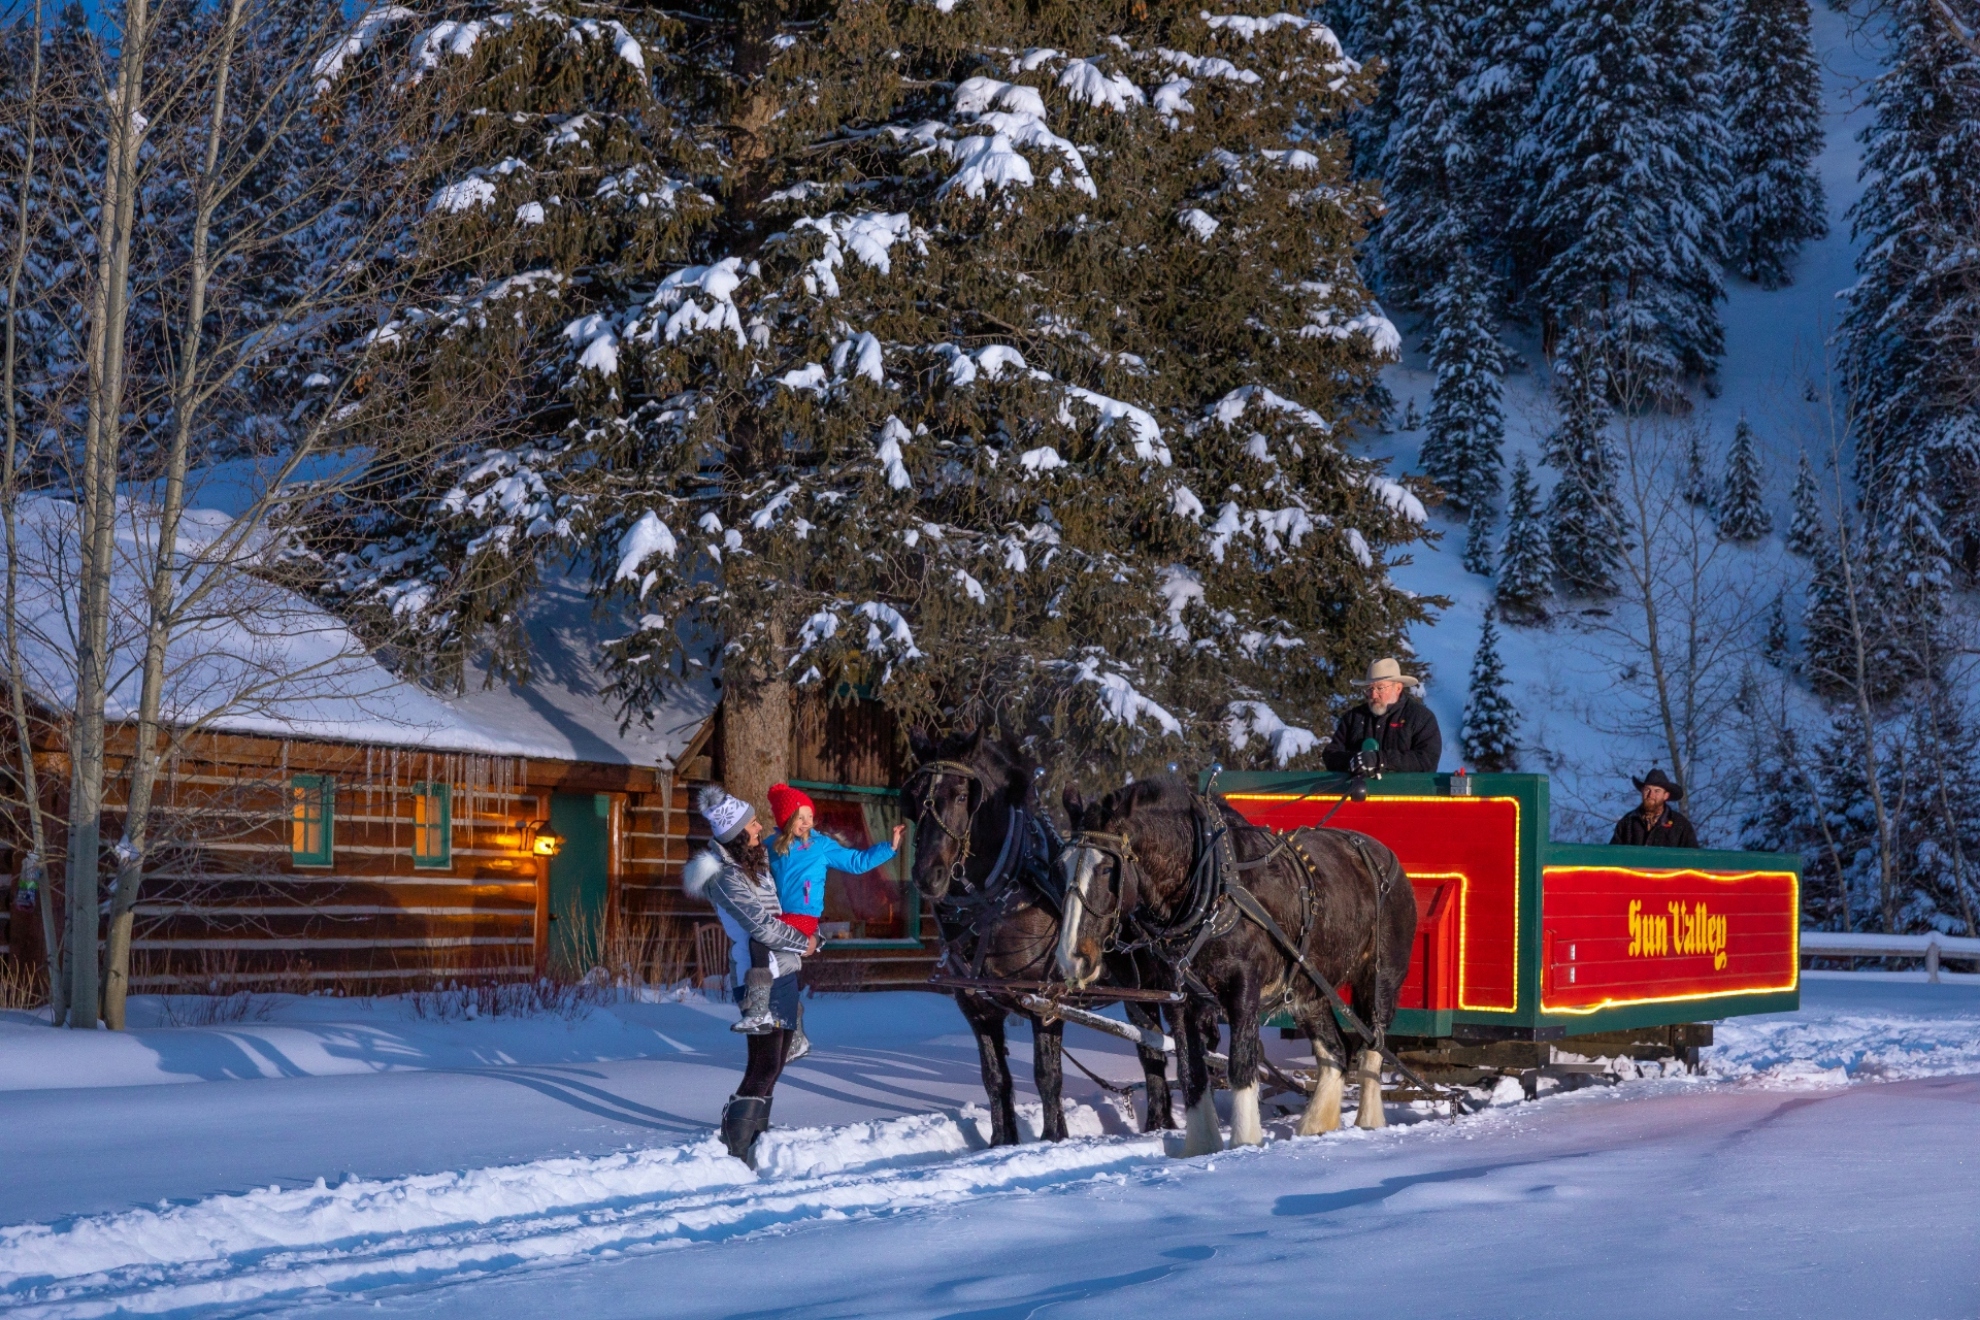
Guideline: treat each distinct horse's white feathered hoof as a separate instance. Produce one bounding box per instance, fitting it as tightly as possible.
[1355,1049,1387,1129]
[1227,1083,1263,1148]
[1181,1090,1221,1157]
[1300,1062,1343,1135]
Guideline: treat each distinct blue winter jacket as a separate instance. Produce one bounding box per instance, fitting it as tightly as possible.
[768,831,898,920]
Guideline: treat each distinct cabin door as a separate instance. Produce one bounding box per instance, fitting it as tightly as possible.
[547,792,611,978]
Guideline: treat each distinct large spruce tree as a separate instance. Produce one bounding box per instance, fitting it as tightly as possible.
[1719,0,1827,288]
[308,1,1429,781]
[1373,0,1475,303]
[1517,0,1728,387]
[1840,0,1980,547]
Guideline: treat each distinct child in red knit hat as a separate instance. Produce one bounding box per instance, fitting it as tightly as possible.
[766,782,905,938]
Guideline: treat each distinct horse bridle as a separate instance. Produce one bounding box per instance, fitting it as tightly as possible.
[1062,829,1140,920]
[905,759,989,891]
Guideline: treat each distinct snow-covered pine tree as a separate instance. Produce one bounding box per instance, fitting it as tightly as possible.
[1872,444,1952,679]
[1786,450,1824,555]
[1460,610,1520,770]
[1763,591,1790,668]
[1802,507,1919,705]
[1463,508,1497,576]
[1419,253,1507,519]
[1454,0,1549,296]
[1739,717,1850,929]
[1719,0,1827,288]
[1496,452,1553,621]
[1718,417,1773,541]
[1905,690,1980,938]
[1541,336,1623,597]
[1814,703,1887,930]
[1333,0,1405,177]
[1517,0,1729,387]
[313,3,1428,780]
[1839,0,1980,532]
[1373,0,1475,304]
[1681,427,1713,508]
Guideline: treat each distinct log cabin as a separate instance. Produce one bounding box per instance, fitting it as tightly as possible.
[0,544,936,993]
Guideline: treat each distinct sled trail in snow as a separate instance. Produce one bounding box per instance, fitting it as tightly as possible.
[0,1106,1161,1318]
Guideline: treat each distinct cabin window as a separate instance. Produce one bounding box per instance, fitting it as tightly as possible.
[789,782,918,945]
[412,782,451,868]
[290,775,334,867]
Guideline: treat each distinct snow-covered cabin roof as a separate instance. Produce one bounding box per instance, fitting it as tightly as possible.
[5,496,712,767]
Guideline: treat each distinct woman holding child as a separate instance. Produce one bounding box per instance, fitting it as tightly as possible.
[684,781,902,1167]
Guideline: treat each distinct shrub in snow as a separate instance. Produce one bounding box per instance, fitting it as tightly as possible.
[301,3,1428,775]
[1460,612,1520,772]
[1719,0,1828,289]
[1717,418,1773,542]
[1496,454,1553,623]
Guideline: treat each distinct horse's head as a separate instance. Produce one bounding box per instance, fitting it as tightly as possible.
[905,726,1030,903]
[1055,779,1173,988]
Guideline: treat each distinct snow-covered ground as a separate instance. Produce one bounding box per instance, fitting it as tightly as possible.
[2,976,1976,1318]
[1376,1,1886,844]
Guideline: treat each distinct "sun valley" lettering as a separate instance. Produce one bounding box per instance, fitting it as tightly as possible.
[1627,899,1730,970]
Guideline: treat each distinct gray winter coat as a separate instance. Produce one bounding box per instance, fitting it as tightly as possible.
[683,839,808,980]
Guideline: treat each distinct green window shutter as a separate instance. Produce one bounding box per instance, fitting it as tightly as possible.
[412,782,452,869]
[290,775,334,867]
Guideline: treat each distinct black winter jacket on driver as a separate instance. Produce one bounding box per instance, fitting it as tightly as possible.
[1320,693,1443,773]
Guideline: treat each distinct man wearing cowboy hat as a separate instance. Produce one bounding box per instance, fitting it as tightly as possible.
[1610,768,1699,848]
[1321,657,1443,774]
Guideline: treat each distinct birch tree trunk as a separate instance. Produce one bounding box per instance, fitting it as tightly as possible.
[66,0,154,1026]
[0,0,63,1018]
[100,0,248,1031]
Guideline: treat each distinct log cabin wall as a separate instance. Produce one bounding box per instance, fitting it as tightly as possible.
[23,729,665,993]
[7,694,941,995]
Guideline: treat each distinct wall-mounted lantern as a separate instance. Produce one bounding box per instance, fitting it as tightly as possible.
[520,820,564,857]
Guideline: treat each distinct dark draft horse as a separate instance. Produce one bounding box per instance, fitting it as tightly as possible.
[906,729,1176,1145]
[1058,777,1415,1155]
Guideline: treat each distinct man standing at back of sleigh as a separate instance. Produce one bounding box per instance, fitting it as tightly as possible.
[1610,768,1699,848]
[1321,657,1443,774]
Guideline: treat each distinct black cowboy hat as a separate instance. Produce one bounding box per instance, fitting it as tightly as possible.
[1631,767,1684,801]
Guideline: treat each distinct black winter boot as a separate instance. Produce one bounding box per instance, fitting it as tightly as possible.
[732,968,775,1034]
[719,1093,772,1167]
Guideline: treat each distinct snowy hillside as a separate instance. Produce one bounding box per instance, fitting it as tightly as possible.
[1374,2,1882,844]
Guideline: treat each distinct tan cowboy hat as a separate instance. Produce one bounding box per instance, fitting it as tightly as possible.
[1349,657,1422,689]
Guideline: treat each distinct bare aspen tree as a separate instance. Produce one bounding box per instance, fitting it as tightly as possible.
[1798,390,1907,931]
[0,0,61,1017]
[1565,347,1767,839]
[0,0,494,1024]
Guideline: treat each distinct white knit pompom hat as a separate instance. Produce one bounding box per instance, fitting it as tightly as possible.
[697,785,756,844]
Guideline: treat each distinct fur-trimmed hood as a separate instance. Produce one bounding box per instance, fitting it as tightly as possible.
[682,849,723,899]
